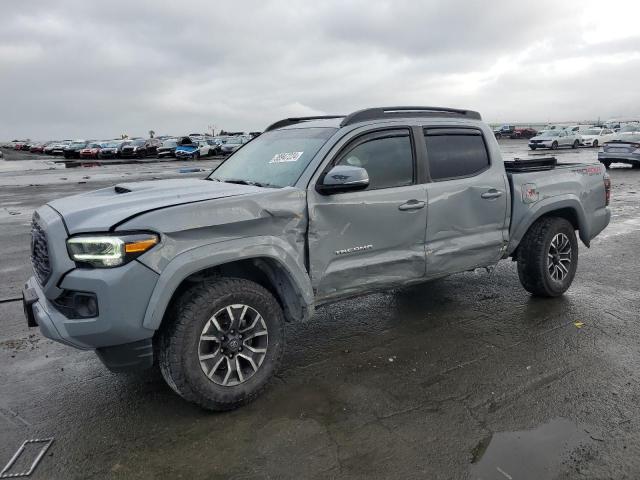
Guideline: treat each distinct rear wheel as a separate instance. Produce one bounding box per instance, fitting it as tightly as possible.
[592,140,598,148]
[551,141,558,150]
[517,217,578,297]
[602,161,611,169]
[572,140,579,149]
[158,278,285,411]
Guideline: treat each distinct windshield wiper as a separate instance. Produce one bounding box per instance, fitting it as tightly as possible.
[208,178,278,188]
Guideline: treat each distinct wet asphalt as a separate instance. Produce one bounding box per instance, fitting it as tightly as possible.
[1,142,639,479]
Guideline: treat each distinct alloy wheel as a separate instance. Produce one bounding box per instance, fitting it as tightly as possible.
[547,233,572,282]
[198,304,268,386]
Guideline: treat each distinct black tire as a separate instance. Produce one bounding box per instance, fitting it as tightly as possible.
[572,140,579,149]
[495,133,502,139]
[517,217,578,297]
[551,141,558,150]
[529,146,537,150]
[602,161,611,169]
[158,277,285,411]
[592,140,598,148]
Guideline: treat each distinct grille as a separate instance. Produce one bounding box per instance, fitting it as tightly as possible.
[31,220,51,285]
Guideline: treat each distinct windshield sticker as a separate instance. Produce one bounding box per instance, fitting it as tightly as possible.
[269,151,303,164]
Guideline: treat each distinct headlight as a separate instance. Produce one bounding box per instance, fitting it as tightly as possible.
[67,233,159,267]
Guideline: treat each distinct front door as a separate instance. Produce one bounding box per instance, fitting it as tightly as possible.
[307,128,427,300]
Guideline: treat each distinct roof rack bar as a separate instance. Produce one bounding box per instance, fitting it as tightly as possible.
[340,106,481,127]
[264,116,345,132]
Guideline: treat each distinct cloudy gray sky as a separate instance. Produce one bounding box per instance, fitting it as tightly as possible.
[2,0,639,139]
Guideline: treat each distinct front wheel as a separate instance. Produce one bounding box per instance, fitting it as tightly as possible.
[572,140,579,149]
[158,278,285,411]
[592,140,598,148]
[517,217,578,297]
[551,141,558,150]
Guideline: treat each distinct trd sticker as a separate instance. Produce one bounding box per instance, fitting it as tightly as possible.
[270,151,303,164]
[572,166,602,176]
[521,183,539,204]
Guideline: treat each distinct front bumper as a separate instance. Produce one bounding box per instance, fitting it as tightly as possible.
[175,151,197,158]
[24,206,160,359]
[25,259,159,351]
[528,141,552,148]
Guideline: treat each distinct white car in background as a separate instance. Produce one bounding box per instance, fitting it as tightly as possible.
[580,127,616,148]
[615,123,640,140]
[528,129,581,150]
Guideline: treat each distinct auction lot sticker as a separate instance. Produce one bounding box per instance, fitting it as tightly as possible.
[270,152,303,163]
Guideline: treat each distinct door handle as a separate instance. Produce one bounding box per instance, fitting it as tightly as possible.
[398,200,426,211]
[481,189,503,200]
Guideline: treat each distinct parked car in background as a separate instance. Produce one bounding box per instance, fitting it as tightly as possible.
[598,133,640,169]
[157,139,178,158]
[493,125,515,139]
[175,139,213,159]
[580,128,616,148]
[220,136,250,155]
[79,143,103,159]
[98,141,123,159]
[63,140,89,158]
[120,139,150,158]
[615,123,640,140]
[145,138,162,157]
[29,143,46,154]
[512,127,537,139]
[528,130,581,150]
[563,125,593,134]
[47,141,71,155]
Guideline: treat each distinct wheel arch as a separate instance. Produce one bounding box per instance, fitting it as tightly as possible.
[508,198,591,257]
[142,240,314,331]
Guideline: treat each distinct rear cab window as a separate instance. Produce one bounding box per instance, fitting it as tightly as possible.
[423,129,490,181]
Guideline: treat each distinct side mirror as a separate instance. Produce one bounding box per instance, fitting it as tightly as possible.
[316,165,369,195]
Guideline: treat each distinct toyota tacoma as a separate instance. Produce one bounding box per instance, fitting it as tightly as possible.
[23,106,611,410]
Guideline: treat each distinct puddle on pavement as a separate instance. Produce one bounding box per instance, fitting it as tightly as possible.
[469,418,590,480]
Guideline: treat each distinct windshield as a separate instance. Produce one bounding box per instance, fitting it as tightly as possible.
[538,131,559,137]
[619,124,640,133]
[132,140,145,146]
[209,127,336,188]
[584,129,602,135]
[70,142,86,148]
[162,140,177,147]
[225,137,245,145]
[103,142,119,148]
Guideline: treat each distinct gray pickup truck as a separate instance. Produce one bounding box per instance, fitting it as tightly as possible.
[23,106,611,410]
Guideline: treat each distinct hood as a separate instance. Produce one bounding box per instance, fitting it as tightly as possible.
[48,178,263,233]
[176,145,197,151]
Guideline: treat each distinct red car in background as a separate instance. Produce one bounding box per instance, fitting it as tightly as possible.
[30,144,46,153]
[79,142,103,159]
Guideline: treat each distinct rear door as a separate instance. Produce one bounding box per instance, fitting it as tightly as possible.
[422,128,509,277]
[307,128,427,300]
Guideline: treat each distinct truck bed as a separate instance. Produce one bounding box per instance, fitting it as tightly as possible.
[505,158,610,252]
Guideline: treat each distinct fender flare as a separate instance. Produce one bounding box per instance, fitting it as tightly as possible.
[141,236,314,330]
[507,195,591,254]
